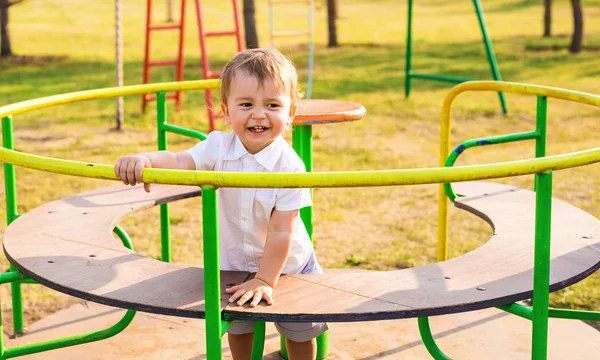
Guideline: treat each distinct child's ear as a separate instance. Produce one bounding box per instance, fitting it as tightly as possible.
[288,103,297,125]
[221,103,229,124]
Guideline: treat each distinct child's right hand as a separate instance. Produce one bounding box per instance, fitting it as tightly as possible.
[114,155,152,192]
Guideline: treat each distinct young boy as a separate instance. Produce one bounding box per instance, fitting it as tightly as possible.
[114,48,327,360]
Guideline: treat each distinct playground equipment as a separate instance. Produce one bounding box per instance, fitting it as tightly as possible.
[142,0,243,131]
[0,80,599,360]
[405,0,507,114]
[269,0,315,99]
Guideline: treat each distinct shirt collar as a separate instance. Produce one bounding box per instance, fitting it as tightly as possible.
[224,133,283,171]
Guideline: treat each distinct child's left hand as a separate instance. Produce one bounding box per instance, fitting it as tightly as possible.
[226,278,274,307]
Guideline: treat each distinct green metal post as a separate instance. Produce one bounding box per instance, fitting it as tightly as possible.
[534,96,548,192]
[156,91,172,263]
[251,322,266,360]
[292,125,313,237]
[532,172,552,360]
[535,96,548,159]
[417,317,452,360]
[472,0,507,114]
[202,186,222,360]
[405,0,413,97]
[2,116,25,335]
[290,124,327,359]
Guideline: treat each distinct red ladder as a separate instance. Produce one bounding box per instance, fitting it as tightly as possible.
[194,0,244,131]
[142,0,187,113]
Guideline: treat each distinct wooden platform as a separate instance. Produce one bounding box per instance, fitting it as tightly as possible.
[3,182,600,322]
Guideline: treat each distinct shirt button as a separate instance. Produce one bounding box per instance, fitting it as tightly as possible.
[241,216,248,221]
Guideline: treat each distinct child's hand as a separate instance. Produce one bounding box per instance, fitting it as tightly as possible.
[114,155,152,192]
[226,278,274,307]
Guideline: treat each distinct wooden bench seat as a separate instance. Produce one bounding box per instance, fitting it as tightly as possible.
[3,182,600,322]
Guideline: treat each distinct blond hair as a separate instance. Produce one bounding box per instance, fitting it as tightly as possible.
[220,48,301,106]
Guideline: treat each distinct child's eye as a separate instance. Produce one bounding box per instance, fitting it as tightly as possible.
[239,102,252,107]
[266,103,280,108]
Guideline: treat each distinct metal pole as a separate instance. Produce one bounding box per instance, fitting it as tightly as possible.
[532,171,552,360]
[156,92,172,262]
[405,0,413,98]
[202,186,222,360]
[472,0,507,114]
[2,116,24,334]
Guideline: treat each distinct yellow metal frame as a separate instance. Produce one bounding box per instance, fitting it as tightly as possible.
[437,80,600,261]
[3,80,600,262]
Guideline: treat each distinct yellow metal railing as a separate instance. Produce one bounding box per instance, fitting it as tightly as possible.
[437,81,600,261]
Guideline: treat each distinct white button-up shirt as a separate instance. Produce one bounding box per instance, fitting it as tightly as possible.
[186,131,314,274]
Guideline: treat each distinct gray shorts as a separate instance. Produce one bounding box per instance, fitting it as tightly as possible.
[227,254,328,342]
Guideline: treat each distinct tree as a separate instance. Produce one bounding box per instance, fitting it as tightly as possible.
[1,0,24,57]
[543,0,551,37]
[327,0,338,47]
[569,0,583,53]
[243,0,258,49]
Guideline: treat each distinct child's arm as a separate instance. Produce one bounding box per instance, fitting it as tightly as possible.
[114,151,195,192]
[225,209,297,307]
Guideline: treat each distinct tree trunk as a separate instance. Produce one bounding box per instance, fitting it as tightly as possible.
[1,0,12,57]
[243,0,258,49]
[543,0,551,37]
[327,0,338,47]
[569,0,583,53]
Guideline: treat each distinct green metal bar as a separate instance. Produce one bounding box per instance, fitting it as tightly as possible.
[2,116,25,335]
[3,310,136,358]
[162,123,207,141]
[220,320,234,337]
[316,330,329,360]
[417,317,452,360]
[0,296,4,358]
[2,117,19,224]
[535,96,548,159]
[532,171,552,360]
[548,308,600,321]
[410,73,473,84]
[472,0,507,114]
[405,0,413,97]
[0,271,26,285]
[292,125,313,237]
[497,303,533,320]
[279,336,289,359]
[113,225,134,251]
[156,91,172,263]
[251,322,266,360]
[443,131,539,200]
[291,124,327,358]
[534,96,548,193]
[498,303,600,322]
[202,186,222,360]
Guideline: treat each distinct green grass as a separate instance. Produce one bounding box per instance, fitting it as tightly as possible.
[1,0,600,334]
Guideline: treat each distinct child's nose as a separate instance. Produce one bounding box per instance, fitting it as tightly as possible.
[252,108,266,119]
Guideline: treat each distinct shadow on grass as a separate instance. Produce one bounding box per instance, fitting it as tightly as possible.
[2,37,599,110]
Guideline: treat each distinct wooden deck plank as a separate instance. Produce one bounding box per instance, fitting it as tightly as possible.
[3,182,600,322]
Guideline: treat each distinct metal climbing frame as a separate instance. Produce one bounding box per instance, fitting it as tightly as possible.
[405,0,507,114]
[142,0,187,113]
[269,0,315,99]
[142,0,243,131]
[195,0,244,131]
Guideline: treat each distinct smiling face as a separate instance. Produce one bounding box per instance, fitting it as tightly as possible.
[222,70,297,154]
